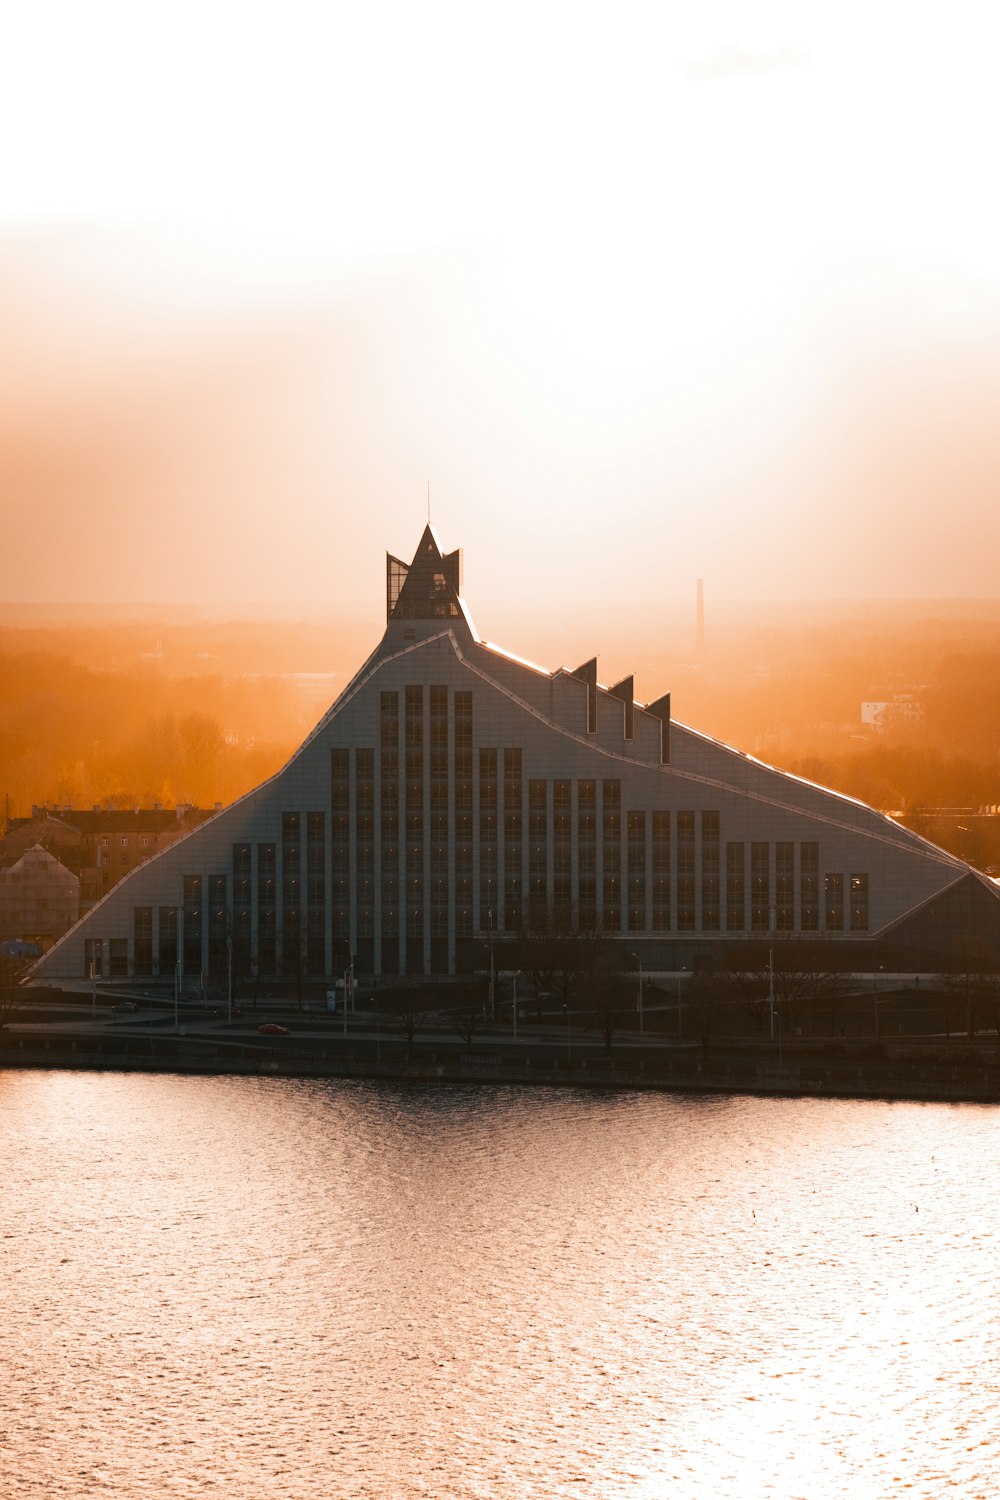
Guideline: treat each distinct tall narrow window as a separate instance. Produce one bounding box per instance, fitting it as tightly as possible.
[850,873,869,931]
[480,749,498,937]
[801,842,819,931]
[208,874,228,982]
[701,811,720,931]
[257,844,276,974]
[134,907,153,975]
[751,842,770,931]
[307,809,327,974]
[232,843,252,981]
[825,873,844,931]
[553,780,571,931]
[183,874,202,977]
[429,687,449,972]
[652,812,670,930]
[355,751,374,974]
[677,812,695,931]
[578,780,597,932]
[282,812,302,979]
[726,842,745,931]
[504,749,523,932]
[381,692,400,974]
[627,811,646,931]
[405,686,424,975]
[528,780,547,932]
[602,780,621,931]
[776,841,794,931]
[455,692,473,949]
[158,906,178,976]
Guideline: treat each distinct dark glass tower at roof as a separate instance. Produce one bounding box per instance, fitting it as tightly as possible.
[386,524,463,622]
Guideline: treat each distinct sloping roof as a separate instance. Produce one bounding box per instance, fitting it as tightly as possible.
[0,815,83,871]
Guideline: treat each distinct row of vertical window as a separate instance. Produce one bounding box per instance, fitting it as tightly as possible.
[126,681,869,976]
[127,836,868,978]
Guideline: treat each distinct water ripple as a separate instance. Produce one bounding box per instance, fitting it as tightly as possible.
[3,1073,1000,1497]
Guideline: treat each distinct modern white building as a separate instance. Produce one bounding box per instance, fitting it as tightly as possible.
[28,527,1000,985]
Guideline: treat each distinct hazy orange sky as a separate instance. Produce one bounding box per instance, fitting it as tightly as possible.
[3,2,1000,644]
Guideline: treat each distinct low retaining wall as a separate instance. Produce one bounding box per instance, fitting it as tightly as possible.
[4,1032,1000,1104]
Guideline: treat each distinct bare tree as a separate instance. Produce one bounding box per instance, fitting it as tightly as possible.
[378,987,441,1057]
[446,982,490,1051]
[939,940,1000,1039]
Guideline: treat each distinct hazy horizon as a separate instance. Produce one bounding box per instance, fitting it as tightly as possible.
[4,5,1000,622]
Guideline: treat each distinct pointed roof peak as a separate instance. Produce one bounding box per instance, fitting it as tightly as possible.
[386,526,464,624]
[416,521,444,558]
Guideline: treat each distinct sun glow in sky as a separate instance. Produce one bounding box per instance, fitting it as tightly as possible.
[4,1,1000,636]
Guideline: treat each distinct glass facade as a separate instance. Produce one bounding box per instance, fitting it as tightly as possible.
[380,692,400,975]
[578,780,597,931]
[776,841,794,931]
[627,811,645,932]
[282,812,301,979]
[430,687,449,973]
[89,680,879,985]
[850,873,869,931]
[479,748,498,937]
[232,843,252,981]
[405,686,424,974]
[455,692,473,944]
[355,752,374,975]
[751,843,770,932]
[726,842,745,931]
[677,812,695,931]
[801,843,819,931]
[825,872,844,931]
[257,843,276,975]
[602,780,621,932]
[134,906,152,975]
[553,779,571,932]
[528,779,547,932]
[503,749,522,932]
[652,811,670,930]
[701,812,720,932]
[182,874,202,979]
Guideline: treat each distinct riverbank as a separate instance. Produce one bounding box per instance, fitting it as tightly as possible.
[5,1024,1000,1104]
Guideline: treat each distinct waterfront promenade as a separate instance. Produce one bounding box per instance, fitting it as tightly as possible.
[6,989,1000,1104]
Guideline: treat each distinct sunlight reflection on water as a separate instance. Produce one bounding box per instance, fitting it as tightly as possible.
[2,1071,999,1498]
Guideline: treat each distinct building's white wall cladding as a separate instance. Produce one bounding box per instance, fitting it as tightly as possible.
[30,610,976,982]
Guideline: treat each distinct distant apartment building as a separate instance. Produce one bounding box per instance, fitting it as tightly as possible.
[0,845,79,948]
[3,806,215,909]
[861,695,924,732]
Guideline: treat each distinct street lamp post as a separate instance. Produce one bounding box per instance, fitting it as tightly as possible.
[512,970,518,1042]
[630,953,644,1033]
[562,1003,572,1062]
[488,909,495,1023]
[676,965,687,1041]
[768,903,776,1042]
[174,959,181,1032]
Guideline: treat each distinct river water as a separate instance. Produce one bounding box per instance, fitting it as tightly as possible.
[2,1071,998,1499]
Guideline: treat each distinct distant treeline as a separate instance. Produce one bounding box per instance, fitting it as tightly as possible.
[2,615,1000,846]
[0,648,328,815]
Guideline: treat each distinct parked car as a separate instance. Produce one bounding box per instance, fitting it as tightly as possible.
[257,1023,289,1036]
